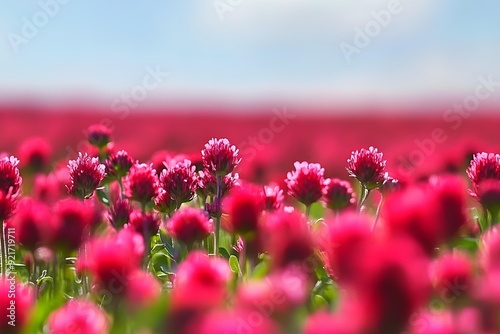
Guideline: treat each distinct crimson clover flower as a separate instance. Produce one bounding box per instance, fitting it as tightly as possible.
[67,153,106,199]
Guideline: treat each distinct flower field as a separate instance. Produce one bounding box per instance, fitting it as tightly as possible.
[1,109,500,333]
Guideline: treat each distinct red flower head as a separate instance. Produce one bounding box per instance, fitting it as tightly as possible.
[480,226,500,272]
[0,189,18,222]
[285,161,326,207]
[318,212,373,284]
[127,211,161,237]
[196,170,239,199]
[467,152,500,187]
[67,153,106,199]
[263,184,284,211]
[18,137,52,172]
[51,198,95,253]
[167,207,213,247]
[323,178,356,212]
[47,300,109,334]
[347,146,386,189]
[223,184,264,238]
[428,175,468,241]
[149,150,189,174]
[79,229,143,295]
[407,312,455,334]
[7,197,52,251]
[32,168,68,204]
[263,210,315,270]
[86,124,112,149]
[125,270,161,310]
[198,309,278,334]
[201,138,241,176]
[154,189,177,216]
[123,163,159,205]
[172,251,231,310]
[105,150,133,179]
[430,251,472,299]
[304,312,360,334]
[0,156,22,196]
[159,159,197,208]
[108,198,131,229]
[0,279,34,334]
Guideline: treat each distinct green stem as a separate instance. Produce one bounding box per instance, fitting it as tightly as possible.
[305,204,311,218]
[214,175,223,256]
[357,184,370,212]
[373,196,384,231]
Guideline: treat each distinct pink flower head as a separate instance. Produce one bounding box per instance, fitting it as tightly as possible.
[7,197,52,251]
[323,178,356,212]
[0,156,22,196]
[201,138,241,176]
[430,251,472,299]
[172,251,231,309]
[127,211,161,237]
[480,226,500,272]
[108,198,131,229]
[198,309,278,334]
[105,150,133,179]
[79,229,143,294]
[467,152,500,186]
[0,278,33,334]
[196,170,239,199]
[0,188,18,222]
[67,153,106,199]
[167,207,213,247]
[51,198,95,253]
[263,184,284,211]
[304,312,360,334]
[285,161,326,207]
[47,300,109,334]
[18,137,52,172]
[123,163,159,205]
[223,184,264,238]
[158,159,197,208]
[86,124,112,148]
[154,189,177,216]
[347,146,386,189]
[124,270,161,309]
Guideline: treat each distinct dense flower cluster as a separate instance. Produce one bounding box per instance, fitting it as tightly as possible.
[2,128,500,334]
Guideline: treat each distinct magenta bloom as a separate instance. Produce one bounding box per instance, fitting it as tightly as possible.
[123,163,159,205]
[86,124,112,148]
[201,138,241,176]
[108,198,131,229]
[105,150,133,179]
[323,178,356,212]
[0,189,18,222]
[127,211,161,236]
[263,184,284,211]
[285,161,326,206]
[223,184,264,237]
[0,156,22,196]
[47,300,109,334]
[197,170,239,198]
[67,153,106,199]
[347,146,386,189]
[430,252,472,299]
[18,137,52,172]
[0,278,33,334]
[167,207,213,247]
[467,152,500,186]
[154,189,177,216]
[158,159,197,208]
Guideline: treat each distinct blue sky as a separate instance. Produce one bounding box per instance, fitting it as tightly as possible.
[1,0,499,106]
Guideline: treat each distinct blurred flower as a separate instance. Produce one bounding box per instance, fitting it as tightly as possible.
[0,156,22,196]
[127,211,161,237]
[149,150,189,174]
[380,173,400,194]
[18,137,52,172]
[158,159,197,208]
[322,178,356,212]
[0,189,18,222]
[172,251,231,310]
[123,163,159,205]
[51,198,95,253]
[6,197,52,251]
[223,184,264,238]
[285,161,326,207]
[0,278,33,334]
[480,226,500,272]
[47,300,109,334]
[347,147,386,190]
[304,312,359,334]
[201,138,241,177]
[86,124,112,149]
[407,312,455,334]
[105,150,133,179]
[124,270,161,310]
[67,153,106,199]
[430,251,472,299]
[167,207,213,247]
[108,198,131,229]
[263,184,284,211]
[198,309,278,334]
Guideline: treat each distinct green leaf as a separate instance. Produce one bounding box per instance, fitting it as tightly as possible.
[252,259,269,279]
[229,255,241,275]
[96,188,110,206]
[312,294,329,310]
[219,247,230,260]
